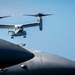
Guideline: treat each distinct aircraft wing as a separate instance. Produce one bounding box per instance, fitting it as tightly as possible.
[21,23,39,28]
[0,25,15,29]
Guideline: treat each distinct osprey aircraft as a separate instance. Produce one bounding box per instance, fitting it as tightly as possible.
[0,13,52,39]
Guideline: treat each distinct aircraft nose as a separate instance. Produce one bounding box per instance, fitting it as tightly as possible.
[0,39,34,68]
[15,47,34,61]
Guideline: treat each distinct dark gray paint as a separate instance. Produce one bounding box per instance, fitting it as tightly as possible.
[0,39,34,68]
[0,39,75,75]
[0,51,75,75]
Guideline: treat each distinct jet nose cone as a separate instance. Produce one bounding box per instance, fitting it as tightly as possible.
[15,47,34,61]
[0,39,34,68]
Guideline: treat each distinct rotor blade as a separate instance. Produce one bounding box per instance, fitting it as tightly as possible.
[23,14,36,16]
[35,13,53,17]
[23,13,53,17]
[41,14,53,16]
[0,16,11,19]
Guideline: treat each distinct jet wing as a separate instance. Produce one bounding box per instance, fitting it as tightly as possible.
[21,23,39,28]
[0,25,15,29]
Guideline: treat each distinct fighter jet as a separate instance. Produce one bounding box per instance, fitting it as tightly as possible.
[0,39,75,75]
[0,39,34,69]
[0,13,53,39]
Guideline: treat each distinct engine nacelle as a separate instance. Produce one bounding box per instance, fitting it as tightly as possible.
[38,16,43,31]
[0,39,34,68]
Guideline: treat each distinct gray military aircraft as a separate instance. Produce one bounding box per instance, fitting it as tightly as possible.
[0,13,52,39]
[0,39,75,75]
